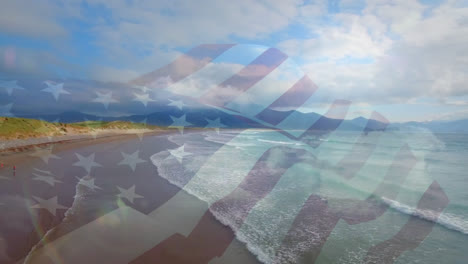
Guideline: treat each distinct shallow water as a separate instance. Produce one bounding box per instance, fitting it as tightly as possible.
[151,129,468,264]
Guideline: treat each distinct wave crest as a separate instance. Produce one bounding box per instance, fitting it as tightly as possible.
[382,197,468,235]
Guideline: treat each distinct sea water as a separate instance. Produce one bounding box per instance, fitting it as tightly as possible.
[151,128,468,263]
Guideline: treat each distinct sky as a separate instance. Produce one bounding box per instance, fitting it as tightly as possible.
[0,0,467,122]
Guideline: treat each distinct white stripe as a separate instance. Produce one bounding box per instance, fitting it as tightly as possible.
[225,58,304,116]
[275,88,337,137]
[167,45,268,98]
[147,190,209,236]
[24,206,178,264]
[25,128,427,264]
[236,163,322,264]
[316,131,410,199]
[209,239,261,264]
[25,129,280,263]
[176,129,286,205]
[215,130,417,263]
[316,134,437,263]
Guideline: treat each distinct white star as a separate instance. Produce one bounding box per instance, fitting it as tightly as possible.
[0,80,24,95]
[92,91,118,109]
[205,118,227,134]
[168,99,187,110]
[169,114,193,134]
[73,153,102,173]
[42,81,70,101]
[76,176,102,191]
[118,150,146,171]
[133,85,151,93]
[30,196,67,216]
[133,93,155,107]
[117,185,143,204]
[167,144,191,163]
[29,146,61,164]
[32,173,62,186]
[34,168,53,175]
[0,103,13,117]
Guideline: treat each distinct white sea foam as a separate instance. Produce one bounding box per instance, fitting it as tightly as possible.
[151,130,466,263]
[257,138,305,146]
[382,197,468,235]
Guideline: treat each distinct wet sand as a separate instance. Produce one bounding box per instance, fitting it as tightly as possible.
[0,130,260,264]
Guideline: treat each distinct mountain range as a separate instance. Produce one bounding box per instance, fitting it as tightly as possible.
[16,108,468,134]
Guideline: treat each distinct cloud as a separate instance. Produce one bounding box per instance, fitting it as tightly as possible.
[169,62,244,96]
[0,0,69,38]
[0,0,308,82]
[278,0,468,107]
[0,46,84,79]
[279,14,391,61]
[431,109,468,121]
[68,0,305,81]
[1,0,467,122]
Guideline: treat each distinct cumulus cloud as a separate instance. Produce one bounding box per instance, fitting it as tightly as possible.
[1,0,467,121]
[1,0,306,82]
[0,0,72,38]
[278,0,468,110]
[0,46,84,79]
[70,0,304,81]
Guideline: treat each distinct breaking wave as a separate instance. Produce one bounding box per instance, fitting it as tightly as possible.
[382,197,468,235]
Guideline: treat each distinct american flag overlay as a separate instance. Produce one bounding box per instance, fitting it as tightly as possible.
[0,44,449,264]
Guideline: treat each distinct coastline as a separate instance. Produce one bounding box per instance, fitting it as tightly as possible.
[1,129,261,264]
[0,129,161,154]
[0,129,169,263]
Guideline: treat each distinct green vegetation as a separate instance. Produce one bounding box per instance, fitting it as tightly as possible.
[0,117,159,140]
[72,120,157,130]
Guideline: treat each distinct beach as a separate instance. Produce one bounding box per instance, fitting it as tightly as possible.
[0,129,261,264]
[1,129,467,264]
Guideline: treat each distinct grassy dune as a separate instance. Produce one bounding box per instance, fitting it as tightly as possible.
[72,120,157,130]
[0,117,159,140]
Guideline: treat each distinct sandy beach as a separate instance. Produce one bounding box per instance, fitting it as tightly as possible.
[2,126,468,264]
[0,130,260,264]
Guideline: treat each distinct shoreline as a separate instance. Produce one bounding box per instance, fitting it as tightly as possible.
[0,129,176,263]
[1,128,261,264]
[0,129,171,163]
[0,127,253,158]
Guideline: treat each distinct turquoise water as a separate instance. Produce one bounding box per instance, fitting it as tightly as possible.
[394,132,468,264]
[151,128,468,263]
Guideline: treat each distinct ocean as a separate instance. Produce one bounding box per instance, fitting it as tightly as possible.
[151,128,468,264]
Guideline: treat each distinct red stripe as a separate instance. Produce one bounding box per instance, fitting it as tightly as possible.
[364,181,449,264]
[336,111,389,180]
[199,48,288,107]
[129,211,234,264]
[256,75,318,125]
[275,144,417,263]
[130,146,313,263]
[131,44,236,87]
[299,100,351,143]
[340,144,417,225]
[210,146,309,229]
[274,195,340,263]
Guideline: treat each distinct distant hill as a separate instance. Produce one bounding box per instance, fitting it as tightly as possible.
[399,119,468,133]
[13,109,468,134]
[14,109,391,132]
